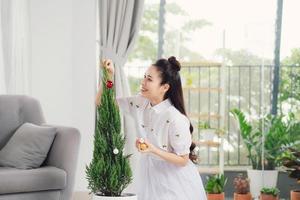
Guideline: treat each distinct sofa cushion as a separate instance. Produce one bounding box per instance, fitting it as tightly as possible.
[0,123,56,169]
[0,95,45,149]
[0,166,66,194]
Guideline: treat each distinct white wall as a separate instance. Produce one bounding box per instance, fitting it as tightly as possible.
[30,0,96,191]
[71,0,96,192]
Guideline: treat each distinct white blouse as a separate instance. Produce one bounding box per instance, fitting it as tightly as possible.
[116,95,192,156]
[117,95,208,200]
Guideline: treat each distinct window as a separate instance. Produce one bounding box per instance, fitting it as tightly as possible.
[125,0,300,167]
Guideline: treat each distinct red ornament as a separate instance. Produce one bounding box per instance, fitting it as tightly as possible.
[106,80,113,89]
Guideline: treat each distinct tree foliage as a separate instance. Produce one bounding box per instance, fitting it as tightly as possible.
[128,2,211,62]
[86,68,132,196]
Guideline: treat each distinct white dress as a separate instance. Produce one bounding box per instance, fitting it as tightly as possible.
[117,95,207,200]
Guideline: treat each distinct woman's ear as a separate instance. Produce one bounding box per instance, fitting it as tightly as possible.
[163,83,170,93]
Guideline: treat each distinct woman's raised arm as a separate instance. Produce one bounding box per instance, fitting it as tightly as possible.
[95,59,114,106]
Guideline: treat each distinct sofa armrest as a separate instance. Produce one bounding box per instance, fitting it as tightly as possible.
[43,124,81,200]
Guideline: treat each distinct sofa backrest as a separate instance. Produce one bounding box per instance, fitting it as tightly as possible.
[0,95,45,149]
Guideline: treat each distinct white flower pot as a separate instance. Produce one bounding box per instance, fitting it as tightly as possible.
[247,169,278,199]
[92,193,137,200]
[200,129,216,141]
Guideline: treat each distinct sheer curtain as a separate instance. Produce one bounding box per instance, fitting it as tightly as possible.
[0,1,6,94]
[1,0,30,94]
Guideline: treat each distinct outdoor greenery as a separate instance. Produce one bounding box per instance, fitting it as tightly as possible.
[230,108,300,170]
[260,187,280,197]
[126,2,300,166]
[205,174,228,194]
[278,148,300,184]
[128,2,211,62]
[233,174,250,194]
[279,48,300,118]
[215,48,272,66]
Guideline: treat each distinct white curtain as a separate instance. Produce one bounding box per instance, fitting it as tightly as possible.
[1,0,30,94]
[0,1,6,94]
[98,0,144,193]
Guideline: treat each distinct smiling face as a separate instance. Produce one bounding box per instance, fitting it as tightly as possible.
[140,65,170,104]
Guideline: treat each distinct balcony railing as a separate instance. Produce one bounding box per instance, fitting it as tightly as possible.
[124,63,300,167]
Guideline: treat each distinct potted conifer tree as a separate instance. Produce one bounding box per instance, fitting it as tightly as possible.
[86,63,136,200]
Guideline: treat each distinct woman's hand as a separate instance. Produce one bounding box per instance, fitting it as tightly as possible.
[101,59,114,77]
[136,138,158,154]
[135,138,189,166]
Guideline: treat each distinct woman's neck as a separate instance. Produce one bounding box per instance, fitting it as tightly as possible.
[150,96,164,106]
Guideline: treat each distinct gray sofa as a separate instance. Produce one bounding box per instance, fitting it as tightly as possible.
[0,95,81,200]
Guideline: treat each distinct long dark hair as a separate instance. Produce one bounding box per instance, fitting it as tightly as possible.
[153,56,197,163]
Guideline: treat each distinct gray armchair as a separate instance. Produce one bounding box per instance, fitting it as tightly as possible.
[0,95,81,200]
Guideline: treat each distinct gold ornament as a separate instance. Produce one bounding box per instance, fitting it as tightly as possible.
[138,138,148,150]
[139,143,148,151]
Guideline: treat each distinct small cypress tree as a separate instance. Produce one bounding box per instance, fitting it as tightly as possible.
[86,66,132,196]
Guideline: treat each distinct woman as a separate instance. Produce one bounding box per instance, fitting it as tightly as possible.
[96,57,207,200]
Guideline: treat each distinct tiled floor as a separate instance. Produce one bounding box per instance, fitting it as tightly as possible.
[72,192,91,200]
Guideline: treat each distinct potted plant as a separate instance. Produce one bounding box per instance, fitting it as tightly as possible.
[260,187,280,200]
[233,174,252,200]
[86,65,136,199]
[279,147,300,200]
[198,121,217,141]
[230,109,295,198]
[205,174,227,200]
